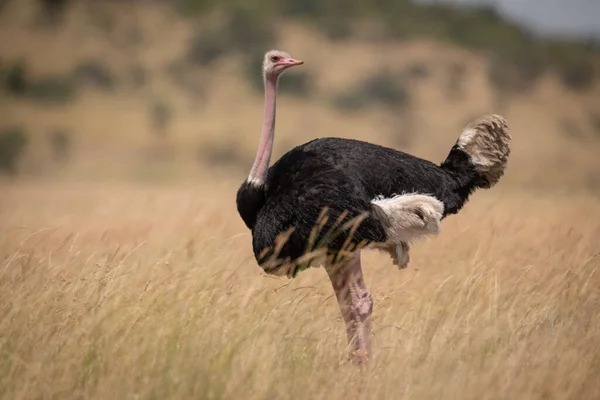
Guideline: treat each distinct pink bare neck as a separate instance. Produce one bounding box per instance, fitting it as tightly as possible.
[248,74,278,185]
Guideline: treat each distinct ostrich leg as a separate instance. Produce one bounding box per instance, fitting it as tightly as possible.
[326,251,373,363]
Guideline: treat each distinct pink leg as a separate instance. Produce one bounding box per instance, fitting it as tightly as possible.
[326,251,373,363]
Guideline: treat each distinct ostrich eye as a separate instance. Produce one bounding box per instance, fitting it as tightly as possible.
[270,55,281,62]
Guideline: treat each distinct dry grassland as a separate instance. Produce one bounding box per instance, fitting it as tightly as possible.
[2,2,600,398]
[1,181,599,399]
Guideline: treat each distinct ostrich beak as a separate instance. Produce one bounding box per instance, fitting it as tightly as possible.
[279,58,304,67]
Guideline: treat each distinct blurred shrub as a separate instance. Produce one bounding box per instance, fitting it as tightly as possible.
[177,0,600,93]
[487,53,545,96]
[86,3,116,34]
[559,61,595,91]
[187,27,228,67]
[0,127,27,175]
[331,70,411,112]
[4,60,27,95]
[150,99,172,138]
[282,0,361,40]
[72,60,116,90]
[48,129,71,162]
[406,61,431,80]
[11,0,600,98]
[227,7,275,54]
[278,71,312,97]
[317,16,353,41]
[281,0,320,17]
[0,0,9,14]
[3,59,76,104]
[330,90,366,112]
[37,0,70,25]
[26,75,76,104]
[548,42,597,91]
[360,70,410,108]
[187,6,276,68]
[177,0,216,16]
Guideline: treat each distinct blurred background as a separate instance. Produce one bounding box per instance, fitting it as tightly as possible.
[1,0,599,192]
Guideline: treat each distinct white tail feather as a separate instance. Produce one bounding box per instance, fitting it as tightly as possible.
[456,114,511,188]
[371,193,444,269]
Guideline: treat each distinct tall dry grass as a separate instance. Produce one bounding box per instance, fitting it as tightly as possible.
[1,181,599,399]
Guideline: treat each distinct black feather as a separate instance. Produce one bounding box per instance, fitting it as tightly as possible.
[236,181,266,229]
[237,137,481,273]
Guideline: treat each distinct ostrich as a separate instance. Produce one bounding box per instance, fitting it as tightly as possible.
[236,50,511,363]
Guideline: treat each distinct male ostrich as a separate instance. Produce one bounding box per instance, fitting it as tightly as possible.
[236,50,511,362]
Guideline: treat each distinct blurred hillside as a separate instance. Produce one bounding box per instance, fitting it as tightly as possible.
[1,0,599,191]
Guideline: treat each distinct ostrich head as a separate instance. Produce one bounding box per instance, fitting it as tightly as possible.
[262,50,304,79]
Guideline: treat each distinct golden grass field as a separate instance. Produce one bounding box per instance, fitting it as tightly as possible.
[2,2,600,398]
[1,180,599,399]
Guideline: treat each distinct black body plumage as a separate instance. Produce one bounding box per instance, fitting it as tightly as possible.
[236,137,482,274]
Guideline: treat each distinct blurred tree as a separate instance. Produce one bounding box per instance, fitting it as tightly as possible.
[330,90,367,113]
[227,6,275,53]
[560,61,595,91]
[360,70,411,109]
[0,127,27,175]
[278,71,312,97]
[3,59,76,103]
[38,0,70,26]
[187,28,228,67]
[26,75,76,104]
[5,60,27,95]
[0,0,9,14]
[177,0,216,16]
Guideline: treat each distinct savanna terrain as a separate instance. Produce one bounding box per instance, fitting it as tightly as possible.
[1,182,599,399]
[1,1,600,399]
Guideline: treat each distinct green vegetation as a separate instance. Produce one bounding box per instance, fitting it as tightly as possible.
[177,0,599,93]
[5,0,597,111]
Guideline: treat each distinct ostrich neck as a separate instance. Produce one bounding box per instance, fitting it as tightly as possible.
[248,75,278,185]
